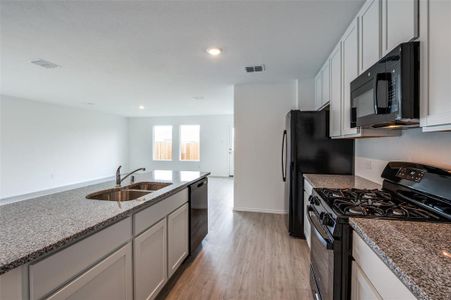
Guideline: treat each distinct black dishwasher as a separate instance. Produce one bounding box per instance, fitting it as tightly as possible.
[189,178,208,254]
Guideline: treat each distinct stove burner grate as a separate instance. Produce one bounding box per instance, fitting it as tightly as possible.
[318,188,440,220]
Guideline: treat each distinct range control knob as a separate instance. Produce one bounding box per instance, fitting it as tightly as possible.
[308,196,320,206]
[321,213,335,227]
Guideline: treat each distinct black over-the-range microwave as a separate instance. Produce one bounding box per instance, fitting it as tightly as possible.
[351,41,420,129]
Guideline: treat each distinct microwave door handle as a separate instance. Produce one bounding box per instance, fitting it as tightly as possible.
[307,206,334,249]
[373,74,380,114]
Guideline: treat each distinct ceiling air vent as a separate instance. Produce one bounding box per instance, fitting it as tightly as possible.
[31,59,60,69]
[245,64,266,73]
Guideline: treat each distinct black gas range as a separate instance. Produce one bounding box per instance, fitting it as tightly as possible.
[308,162,451,300]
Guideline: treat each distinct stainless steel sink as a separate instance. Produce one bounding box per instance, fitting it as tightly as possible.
[86,181,171,201]
[86,188,150,201]
[126,181,172,191]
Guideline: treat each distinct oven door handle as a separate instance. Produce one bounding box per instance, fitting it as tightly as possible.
[307,206,334,250]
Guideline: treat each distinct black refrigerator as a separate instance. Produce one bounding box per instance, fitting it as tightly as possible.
[282,110,354,238]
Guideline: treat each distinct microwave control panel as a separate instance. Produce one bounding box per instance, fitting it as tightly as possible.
[396,167,425,182]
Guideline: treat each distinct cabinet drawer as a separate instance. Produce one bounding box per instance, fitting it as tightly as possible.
[29,217,132,300]
[134,189,188,236]
[47,243,132,300]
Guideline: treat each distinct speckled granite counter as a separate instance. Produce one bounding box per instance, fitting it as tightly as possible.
[303,174,381,189]
[350,218,451,300]
[0,170,209,275]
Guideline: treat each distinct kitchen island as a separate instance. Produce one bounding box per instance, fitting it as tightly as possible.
[0,170,209,300]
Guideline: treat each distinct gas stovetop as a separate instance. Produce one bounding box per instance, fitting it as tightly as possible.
[315,188,444,220]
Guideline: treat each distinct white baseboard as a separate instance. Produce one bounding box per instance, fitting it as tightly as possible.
[233,206,288,214]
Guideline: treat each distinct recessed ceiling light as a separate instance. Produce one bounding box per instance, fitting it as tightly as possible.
[206,47,222,56]
[192,96,205,100]
[139,105,145,110]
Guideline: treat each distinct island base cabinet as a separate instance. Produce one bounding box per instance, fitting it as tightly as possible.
[167,203,189,278]
[47,243,133,300]
[351,262,382,300]
[134,218,167,300]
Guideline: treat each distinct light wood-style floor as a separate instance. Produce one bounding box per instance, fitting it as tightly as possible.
[158,177,313,300]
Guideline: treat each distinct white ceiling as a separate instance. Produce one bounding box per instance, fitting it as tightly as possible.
[0,0,364,117]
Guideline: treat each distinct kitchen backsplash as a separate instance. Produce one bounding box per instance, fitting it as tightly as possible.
[355,128,451,184]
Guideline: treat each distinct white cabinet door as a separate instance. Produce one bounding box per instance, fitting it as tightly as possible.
[382,0,418,55]
[321,62,330,106]
[303,191,311,249]
[342,19,360,136]
[134,218,167,300]
[315,73,322,110]
[329,43,342,137]
[351,262,383,300]
[167,203,189,278]
[420,0,451,132]
[47,243,133,300]
[359,0,382,72]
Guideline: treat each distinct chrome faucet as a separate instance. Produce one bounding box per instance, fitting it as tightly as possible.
[115,166,146,187]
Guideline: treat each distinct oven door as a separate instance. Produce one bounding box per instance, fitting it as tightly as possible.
[308,206,334,300]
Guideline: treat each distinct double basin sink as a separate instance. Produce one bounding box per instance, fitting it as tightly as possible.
[86,181,172,201]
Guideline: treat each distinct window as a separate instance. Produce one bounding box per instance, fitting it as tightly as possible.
[153,126,172,160]
[180,125,200,161]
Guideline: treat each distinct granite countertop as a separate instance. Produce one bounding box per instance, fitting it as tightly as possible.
[0,170,209,275]
[350,218,451,300]
[303,174,381,189]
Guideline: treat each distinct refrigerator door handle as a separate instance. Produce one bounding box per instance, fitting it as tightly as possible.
[281,130,287,182]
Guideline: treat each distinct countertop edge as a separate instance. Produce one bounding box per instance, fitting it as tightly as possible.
[0,173,210,275]
[349,218,430,300]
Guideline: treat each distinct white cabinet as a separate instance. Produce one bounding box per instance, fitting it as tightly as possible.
[47,243,133,300]
[382,0,418,55]
[419,0,451,132]
[315,73,322,110]
[321,62,330,105]
[329,43,343,137]
[315,62,331,111]
[351,262,382,300]
[359,0,382,72]
[352,232,416,300]
[167,203,189,278]
[134,218,167,300]
[30,217,132,300]
[0,266,27,300]
[341,19,360,136]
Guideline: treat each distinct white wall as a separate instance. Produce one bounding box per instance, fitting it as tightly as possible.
[356,128,451,184]
[0,95,128,199]
[128,115,233,177]
[297,78,316,110]
[234,81,298,213]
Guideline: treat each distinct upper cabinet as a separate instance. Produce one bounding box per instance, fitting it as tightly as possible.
[329,43,342,138]
[359,0,382,73]
[341,19,360,136]
[315,72,322,110]
[382,0,418,55]
[321,62,330,106]
[325,0,420,138]
[419,0,451,132]
[314,61,330,111]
